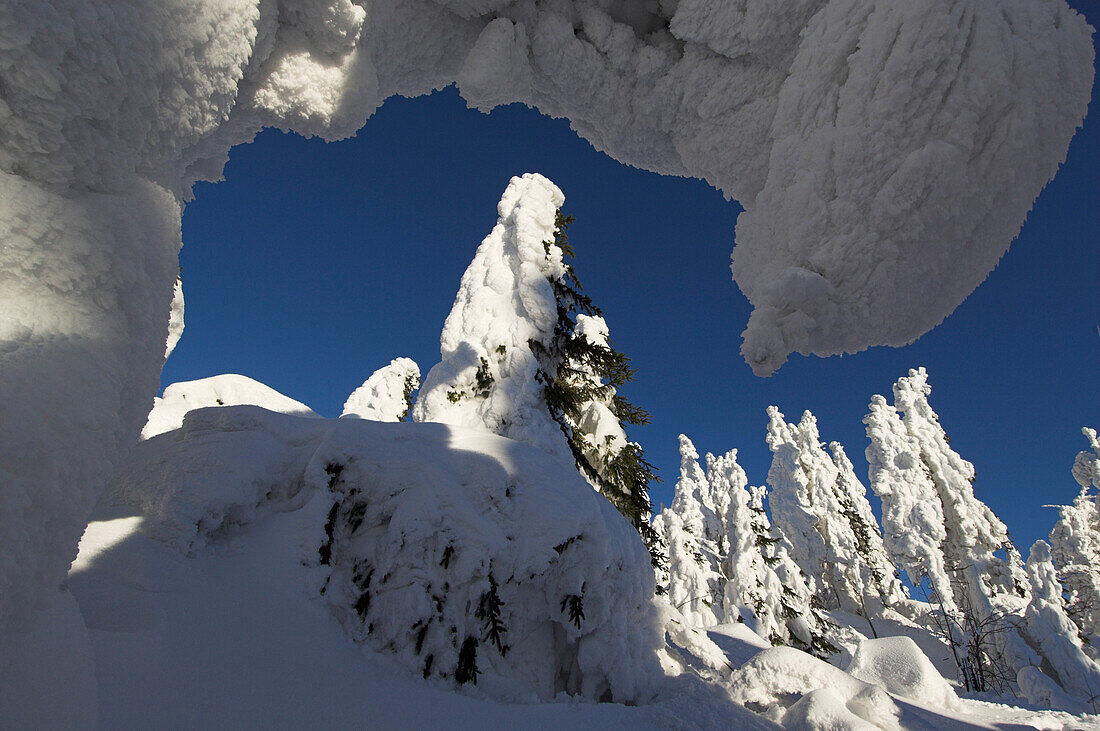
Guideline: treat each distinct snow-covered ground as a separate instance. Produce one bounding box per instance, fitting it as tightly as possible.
[4,400,1095,729]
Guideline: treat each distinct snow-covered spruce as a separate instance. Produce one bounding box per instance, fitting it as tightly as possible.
[341,357,421,422]
[867,368,1035,694]
[1020,540,1100,712]
[654,435,726,626]
[1,0,1092,637]
[110,405,663,702]
[766,407,904,631]
[1049,428,1100,648]
[657,433,837,657]
[415,174,660,563]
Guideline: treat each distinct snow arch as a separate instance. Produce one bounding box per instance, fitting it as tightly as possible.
[0,0,1093,634]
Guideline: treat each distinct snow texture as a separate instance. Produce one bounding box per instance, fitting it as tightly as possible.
[142,374,319,440]
[341,357,421,421]
[0,0,1093,639]
[107,406,664,703]
[727,646,901,729]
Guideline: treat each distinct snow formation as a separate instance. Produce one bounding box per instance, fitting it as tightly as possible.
[341,357,421,421]
[0,0,1093,644]
[107,406,663,703]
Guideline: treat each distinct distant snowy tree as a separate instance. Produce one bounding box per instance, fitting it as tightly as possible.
[1020,540,1100,708]
[747,481,838,659]
[865,392,954,611]
[830,442,907,624]
[341,358,420,422]
[655,436,724,624]
[867,368,1036,692]
[766,407,901,629]
[415,175,659,563]
[1049,428,1100,647]
[765,408,831,602]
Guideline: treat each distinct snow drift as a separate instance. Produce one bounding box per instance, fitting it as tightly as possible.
[108,405,664,702]
[0,0,1093,637]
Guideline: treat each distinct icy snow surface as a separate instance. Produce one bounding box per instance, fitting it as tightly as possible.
[0,0,1093,649]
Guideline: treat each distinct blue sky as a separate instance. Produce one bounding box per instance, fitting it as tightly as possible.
[167,5,1097,554]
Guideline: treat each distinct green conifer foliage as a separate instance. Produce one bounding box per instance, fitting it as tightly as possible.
[530,212,662,568]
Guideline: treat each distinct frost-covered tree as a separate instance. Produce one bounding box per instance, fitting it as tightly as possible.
[414,174,658,562]
[830,442,907,621]
[766,407,902,627]
[765,408,832,603]
[341,357,420,422]
[867,368,1035,692]
[1021,540,1100,708]
[756,483,839,659]
[1049,428,1100,647]
[654,436,724,624]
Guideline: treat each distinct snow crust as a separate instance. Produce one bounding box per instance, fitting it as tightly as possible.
[142,373,319,439]
[0,0,1093,641]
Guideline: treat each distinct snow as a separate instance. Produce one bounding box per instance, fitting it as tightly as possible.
[0,404,1089,727]
[0,0,1093,635]
[413,173,569,459]
[341,356,420,421]
[846,636,959,711]
[107,405,665,703]
[142,373,319,439]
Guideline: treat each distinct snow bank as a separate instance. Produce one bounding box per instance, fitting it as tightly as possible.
[728,646,901,729]
[846,636,959,711]
[142,374,319,439]
[0,0,1093,635]
[108,407,664,702]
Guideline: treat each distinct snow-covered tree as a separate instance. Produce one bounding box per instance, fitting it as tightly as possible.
[414,174,658,562]
[867,368,1036,692]
[830,442,907,620]
[1020,540,1100,708]
[654,435,724,624]
[865,393,954,610]
[341,357,420,422]
[766,407,902,626]
[754,483,838,659]
[1049,428,1100,647]
[764,408,831,602]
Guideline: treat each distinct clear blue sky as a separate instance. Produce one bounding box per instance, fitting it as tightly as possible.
[166,4,1097,554]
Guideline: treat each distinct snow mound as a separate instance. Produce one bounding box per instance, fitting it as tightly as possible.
[109,407,664,703]
[142,374,318,439]
[728,646,901,729]
[846,636,959,711]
